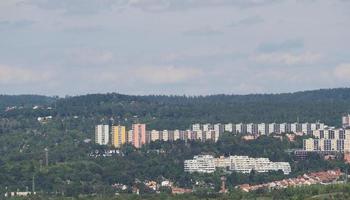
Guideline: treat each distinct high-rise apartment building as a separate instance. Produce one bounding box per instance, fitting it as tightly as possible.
[150,130,160,142]
[203,124,213,132]
[224,123,233,133]
[173,130,180,141]
[162,130,169,141]
[128,130,133,143]
[214,123,224,134]
[246,123,253,134]
[342,114,350,128]
[192,124,201,132]
[268,123,276,134]
[303,128,350,152]
[257,123,266,135]
[111,125,126,148]
[132,123,146,148]
[95,125,109,145]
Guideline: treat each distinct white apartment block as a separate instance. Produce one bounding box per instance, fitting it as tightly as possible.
[303,138,350,152]
[268,123,275,134]
[174,130,180,141]
[214,123,224,134]
[95,125,109,145]
[236,123,245,134]
[184,155,216,173]
[280,123,287,134]
[203,124,213,132]
[128,130,133,143]
[214,156,232,168]
[343,114,350,128]
[303,129,350,152]
[301,123,309,134]
[310,123,317,132]
[258,123,266,135]
[162,130,169,141]
[150,130,160,141]
[225,123,233,132]
[229,156,291,175]
[191,122,325,136]
[186,155,291,175]
[290,123,297,133]
[192,124,201,132]
[213,130,220,142]
[312,129,350,140]
[247,123,253,134]
[205,131,212,141]
[197,130,205,141]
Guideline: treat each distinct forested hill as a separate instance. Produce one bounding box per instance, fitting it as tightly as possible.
[0,95,56,109]
[2,88,350,129]
[53,88,350,129]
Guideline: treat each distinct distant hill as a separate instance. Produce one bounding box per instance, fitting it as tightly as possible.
[49,88,350,129]
[0,95,56,109]
[1,88,350,129]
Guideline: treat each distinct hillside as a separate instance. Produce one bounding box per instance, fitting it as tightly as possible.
[0,95,56,109]
[1,88,350,197]
[2,88,350,129]
[55,88,350,129]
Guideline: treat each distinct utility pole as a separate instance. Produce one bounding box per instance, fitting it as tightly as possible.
[44,148,49,167]
[345,166,348,184]
[32,174,35,194]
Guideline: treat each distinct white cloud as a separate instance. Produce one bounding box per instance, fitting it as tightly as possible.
[66,48,114,66]
[253,52,322,65]
[183,26,223,37]
[0,64,51,84]
[129,0,278,12]
[230,15,264,27]
[334,63,350,80]
[133,66,203,84]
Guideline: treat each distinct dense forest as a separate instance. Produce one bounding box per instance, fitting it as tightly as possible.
[2,88,350,131]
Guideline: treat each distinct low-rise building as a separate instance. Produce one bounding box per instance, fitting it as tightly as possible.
[184,155,216,173]
[237,170,342,192]
[229,156,291,175]
[185,155,291,175]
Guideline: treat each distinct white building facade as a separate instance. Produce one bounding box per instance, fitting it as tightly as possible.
[184,155,216,173]
[185,155,291,175]
[95,125,109,145]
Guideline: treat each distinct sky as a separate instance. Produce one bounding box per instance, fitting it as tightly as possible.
[0,0,349,96]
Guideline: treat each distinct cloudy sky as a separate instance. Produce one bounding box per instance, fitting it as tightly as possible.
[0,0,349,96]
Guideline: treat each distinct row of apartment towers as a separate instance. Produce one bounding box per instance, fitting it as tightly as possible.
[95,124,146,148]
[95,123,220,148]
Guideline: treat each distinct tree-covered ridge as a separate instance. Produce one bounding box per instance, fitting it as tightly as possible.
[0,95,55,109]
[54,88,350,129]
[1,88,350,130]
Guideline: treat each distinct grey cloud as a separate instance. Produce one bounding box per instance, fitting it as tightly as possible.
[0,20,35,31]
[22,0,127,15]
[257,39,304,52]
[230,15,264,27]
[183,26,223,37]
[1,0,349,95]
[23,0,279,14]
[130,0,279,12]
